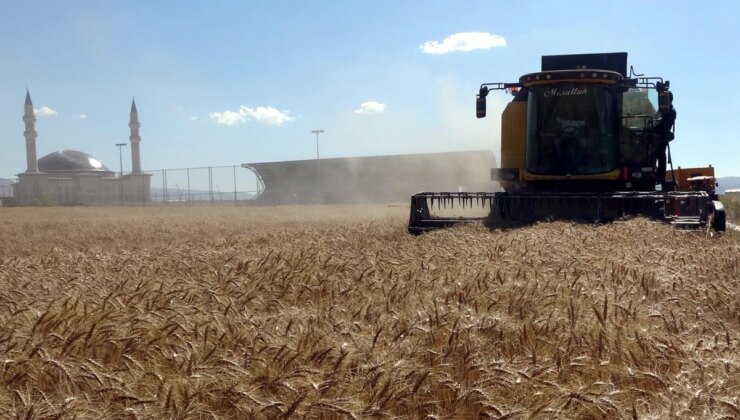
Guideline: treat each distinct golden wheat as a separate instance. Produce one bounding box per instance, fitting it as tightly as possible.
[0,205,737,419]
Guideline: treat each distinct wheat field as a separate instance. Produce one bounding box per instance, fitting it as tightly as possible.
[0,205,738,419]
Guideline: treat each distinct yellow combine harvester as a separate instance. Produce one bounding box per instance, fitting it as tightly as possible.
[409,52,726,234]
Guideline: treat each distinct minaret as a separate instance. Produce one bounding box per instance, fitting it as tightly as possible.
[129,99,141,174]
[23,90,39,173]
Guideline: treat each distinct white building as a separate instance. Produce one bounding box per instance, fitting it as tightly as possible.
[13,91,151,205]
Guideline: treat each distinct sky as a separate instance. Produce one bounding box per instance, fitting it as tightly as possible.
[1,1,739,179]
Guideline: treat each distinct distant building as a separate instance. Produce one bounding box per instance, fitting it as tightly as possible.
[0,178,12,206]
[13,91,151,205]
[0,178,11,195]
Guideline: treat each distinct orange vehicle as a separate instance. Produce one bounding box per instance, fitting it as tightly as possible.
[409,52,726,233]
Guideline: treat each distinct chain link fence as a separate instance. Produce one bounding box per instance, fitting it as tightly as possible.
[146,165,262,204]
[2,164,263,206]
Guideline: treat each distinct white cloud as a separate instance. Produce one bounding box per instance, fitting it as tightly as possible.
[79,114,88,119]
[190,116,198,121]
[34,106,57,117]
[419,32,506,54]
[210,106,294,126]
[354,101,387,115]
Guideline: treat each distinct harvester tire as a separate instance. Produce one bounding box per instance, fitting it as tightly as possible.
[711,200,726,232]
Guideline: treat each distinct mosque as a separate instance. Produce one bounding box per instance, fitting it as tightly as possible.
[13,91,151,205]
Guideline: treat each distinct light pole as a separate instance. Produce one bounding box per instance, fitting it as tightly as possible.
[311,129,324,159]
[311,130,324,203]
[115,143,126,204]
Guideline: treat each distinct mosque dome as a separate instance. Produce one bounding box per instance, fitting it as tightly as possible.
[38,150,113,174]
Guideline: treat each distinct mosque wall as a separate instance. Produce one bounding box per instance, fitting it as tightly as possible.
[14,173,151,205]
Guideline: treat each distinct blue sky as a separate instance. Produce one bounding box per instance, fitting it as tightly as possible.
[1,1,739,178]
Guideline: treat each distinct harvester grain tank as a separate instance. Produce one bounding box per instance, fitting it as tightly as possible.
[408,52,726,233]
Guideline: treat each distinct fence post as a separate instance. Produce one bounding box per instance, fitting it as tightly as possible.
[208,167,213,202]
[162,169,167,204]
[233,165,238,206]
[187,168,191,204]
[143,172,148,206]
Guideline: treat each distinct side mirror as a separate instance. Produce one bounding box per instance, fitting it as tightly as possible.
[476,86,489,119]
[476,96,487,118]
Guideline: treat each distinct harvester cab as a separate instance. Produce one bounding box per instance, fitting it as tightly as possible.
[409,52,726,234]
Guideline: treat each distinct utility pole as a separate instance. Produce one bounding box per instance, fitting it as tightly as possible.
[311,129,324,159]
[116,143,126,204]
[311,130,324,203]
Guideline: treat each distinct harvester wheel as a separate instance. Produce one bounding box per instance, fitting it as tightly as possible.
[710,200,726,232]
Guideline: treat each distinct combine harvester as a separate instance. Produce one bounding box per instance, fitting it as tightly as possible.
[409,52,726,234]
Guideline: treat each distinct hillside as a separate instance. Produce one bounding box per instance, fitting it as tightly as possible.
[718,176,740,192]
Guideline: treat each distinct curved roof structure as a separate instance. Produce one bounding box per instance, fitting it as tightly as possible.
[38,150,113,174]
[244,150,496,204]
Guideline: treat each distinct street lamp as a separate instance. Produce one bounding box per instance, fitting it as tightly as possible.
[311,129,324,159]
[310,130,324,203]
[115,143,127,204]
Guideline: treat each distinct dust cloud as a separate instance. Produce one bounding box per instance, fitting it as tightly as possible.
[250,78,511,205]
